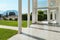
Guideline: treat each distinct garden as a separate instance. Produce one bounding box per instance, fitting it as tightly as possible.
[0,10,47,40]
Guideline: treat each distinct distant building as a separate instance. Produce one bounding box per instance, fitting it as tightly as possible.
[4,10,18,20]
[0,14,3,20]
[6,15,18,20]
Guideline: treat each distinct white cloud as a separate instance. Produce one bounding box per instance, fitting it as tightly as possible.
[0,3,7,10]
[0,3,18,11]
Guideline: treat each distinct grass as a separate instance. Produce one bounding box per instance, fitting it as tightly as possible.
[0,20,31,40]
[0,20,32,40]
[0,28,17,40]
[0,20,32,28]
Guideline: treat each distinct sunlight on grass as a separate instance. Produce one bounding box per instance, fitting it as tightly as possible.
[0,20,32,28]
[0,28,17,40]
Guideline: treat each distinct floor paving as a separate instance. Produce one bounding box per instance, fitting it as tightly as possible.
[0,25,18,30]
[8,24,60,40]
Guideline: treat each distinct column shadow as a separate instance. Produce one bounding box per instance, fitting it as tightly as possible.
[30,27,60,33]
[32,23,60,27]
[21,32,45,40]
[48,23,60,27]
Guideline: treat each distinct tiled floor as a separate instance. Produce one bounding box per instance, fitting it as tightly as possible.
[9,24,60,40]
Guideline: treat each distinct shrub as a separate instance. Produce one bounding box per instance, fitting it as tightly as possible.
[15,18,18,21]
[22,14,32,20]
[22,14,27,20]
[3,17,7,20]
[22,14,47,21]
[30,15,32,20]
[9,18,12,20]
[38,10,44,14]
[44,14,47,20]
[38,14,44,21]
[50,13,52,20]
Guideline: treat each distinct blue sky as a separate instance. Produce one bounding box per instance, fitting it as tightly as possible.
[0,0,48,13]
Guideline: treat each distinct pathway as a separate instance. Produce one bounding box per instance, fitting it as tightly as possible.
[0,25,18,30]
[8,24,60,40]
[0,25,60,40]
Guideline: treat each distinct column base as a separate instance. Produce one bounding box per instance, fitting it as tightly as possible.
[48,22,60,26]
[32,22,37,24]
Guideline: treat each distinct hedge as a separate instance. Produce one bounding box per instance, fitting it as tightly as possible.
[22,14,27,20]
[22,14,47,21]
[3,14,47,21]
[22,14,32,20]
[38,14,44,21]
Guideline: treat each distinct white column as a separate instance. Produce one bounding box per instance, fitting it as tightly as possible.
[32,0,35,23]
[27,0,30,27]
[56,0,59,24]
[52,10,55,21]
[35,0,38,23]
[56,8,59,23]
[47,9,50,23]
[48,0,51,23]
[56,8,60,25]
[32,0,37,23]
[18,0,22,34]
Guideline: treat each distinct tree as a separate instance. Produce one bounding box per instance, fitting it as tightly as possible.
[9,12,15,16]
[38,10,44,14]
[0,14,2,18]
[38,10,47,21]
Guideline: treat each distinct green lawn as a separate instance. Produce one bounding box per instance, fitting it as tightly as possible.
[0,28,17,40]
[0,20,32,40]
[0,20,32,28]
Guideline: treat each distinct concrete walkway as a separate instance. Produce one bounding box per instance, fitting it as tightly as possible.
[0,25,18,30]
[37,21,56,24]
[8,24,60,40]
[0,25,60,40]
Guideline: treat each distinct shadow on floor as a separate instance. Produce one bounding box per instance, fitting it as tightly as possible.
[30,27,60,33]
[48,23,60,27]
[34,23,60,27]
[22,32,45,40]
